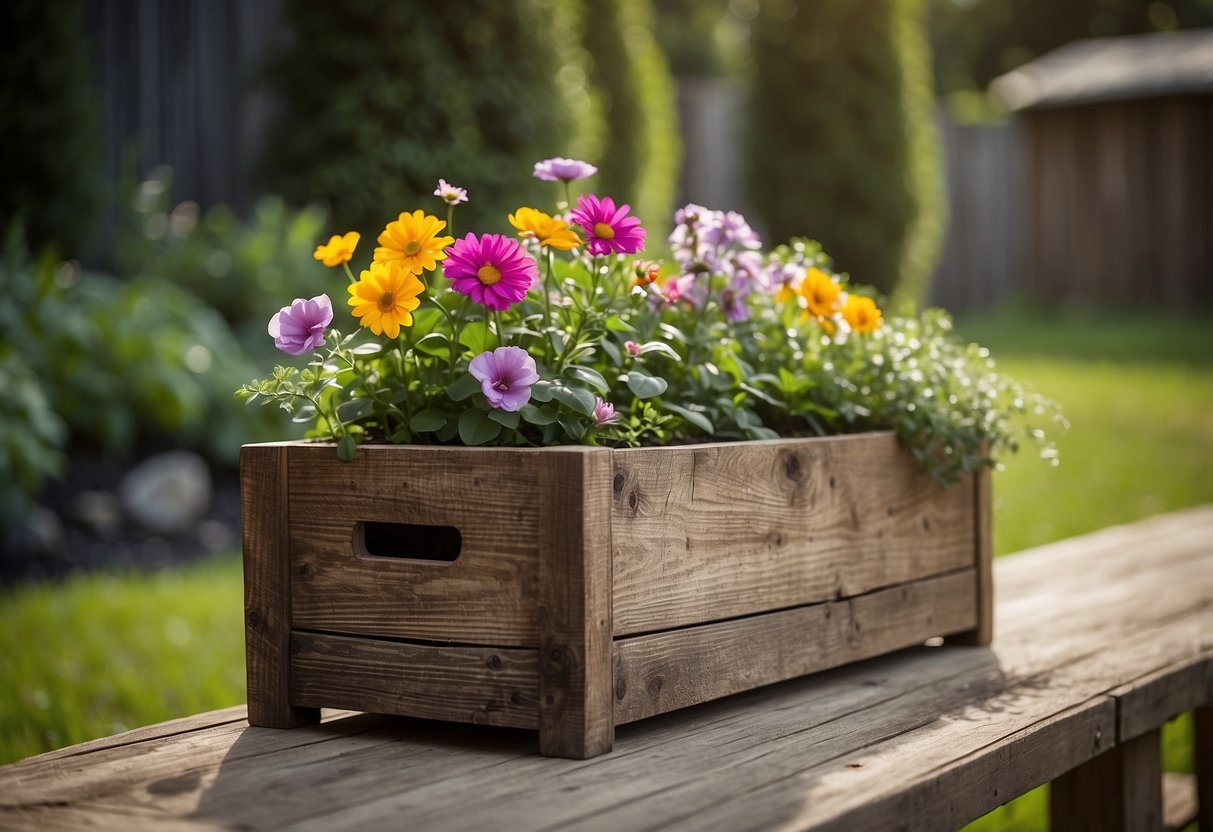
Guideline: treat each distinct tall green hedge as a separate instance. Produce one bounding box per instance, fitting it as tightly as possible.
[747,0,943,304]
[0,0,100,257]
[260,0,603,237]
[583,0,682,239]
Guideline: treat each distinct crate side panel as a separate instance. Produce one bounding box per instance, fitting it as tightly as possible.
[287,445,542,646]
[613,568,978,724]
[291,631,539,729]
[611,433,976,635]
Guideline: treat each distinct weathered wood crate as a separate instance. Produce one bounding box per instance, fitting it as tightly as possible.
[241,432,991,758]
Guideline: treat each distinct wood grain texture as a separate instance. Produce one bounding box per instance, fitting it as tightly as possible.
[947,462,993,646]
[1052,728,1163,832]
[286,444,542,646]
[1111,653,1212,743]
[537,447,614,758]
[613,568,977,723]
[1162,772,1198,832]
[610,433,977,635]
[241,445,318,728]
[290,632,538,729]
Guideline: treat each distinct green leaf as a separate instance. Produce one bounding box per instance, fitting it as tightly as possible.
[338,398,373,421]
[564,365,609,394]
[458,408,503,445]
[458,320,491,354]
[336,435,357,462]
[413,332,451,358]
[624,370,668,399]
[409,409,447,432]
[601,339,622,366]
[605,314,636,334]
[740,383,783,408]
[558,414,586,440]
[437,420,459,442]
[408,306,442,339]
[488,409,521,429]
[664,403,714,434]
[549,382,597,417]
[529,380,555,403]
[520,404,559,426]
[638,341,681,360]
[349,342,383,356]
[446,373,482,402]
[290,404,317,424]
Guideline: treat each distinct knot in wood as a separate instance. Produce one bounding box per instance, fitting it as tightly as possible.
[547,646,564,666]
[298,563,315,580]
[615,677,628,701]
[647,675,665,697]
[782,451,807,485]
[628,491,638,511]
[245,609,263,630]
[613,473,625,492]
[485,654,503,671]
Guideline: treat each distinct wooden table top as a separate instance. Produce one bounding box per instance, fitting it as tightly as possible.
[2,507,1211,831]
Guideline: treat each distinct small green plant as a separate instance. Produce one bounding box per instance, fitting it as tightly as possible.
[240,160,1060,484]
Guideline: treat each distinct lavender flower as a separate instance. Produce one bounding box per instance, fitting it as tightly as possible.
[267,294,332,356]
[533,157,598,183]
[593,397,620,426]
[468,346,540,412]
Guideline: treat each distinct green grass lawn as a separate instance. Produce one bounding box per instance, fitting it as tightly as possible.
[1,310,1210,829]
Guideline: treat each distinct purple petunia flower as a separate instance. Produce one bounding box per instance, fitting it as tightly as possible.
[592,397,620,426]
[569,194,646,256]
[267,294,332,356]
[434,179,468,205]
[443,233,538,311]
[468,346,540,412]
[533,157,598,183]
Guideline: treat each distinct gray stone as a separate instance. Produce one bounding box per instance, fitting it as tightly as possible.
[118,451,212,535]
[70,490,124,539]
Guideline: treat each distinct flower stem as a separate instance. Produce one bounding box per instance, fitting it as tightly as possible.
[342,262,357,284]
[446,204,455,238]
[543,249,557,360]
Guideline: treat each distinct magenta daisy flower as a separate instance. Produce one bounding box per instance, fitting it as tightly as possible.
[443,233,537,311]
[267,294,332,356]
[533,157,598,183]
[468,347,540,412]
[570,194,646,256]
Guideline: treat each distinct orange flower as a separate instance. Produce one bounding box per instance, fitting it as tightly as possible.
[374,211,454,274]
[799,267,842,318]
[843,294,882,333]
[313,231,360,267]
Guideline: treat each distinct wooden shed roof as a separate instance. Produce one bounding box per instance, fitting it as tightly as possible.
[991,28,1213,112]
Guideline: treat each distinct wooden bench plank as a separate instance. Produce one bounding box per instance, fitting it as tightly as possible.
[0,506,1209,832]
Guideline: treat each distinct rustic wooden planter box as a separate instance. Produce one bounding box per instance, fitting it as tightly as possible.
[241,432,991,758]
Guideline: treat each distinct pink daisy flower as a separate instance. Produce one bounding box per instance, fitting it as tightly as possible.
[468,347,540,412]
[533,157,598,182]
[443,233,537,311]
[570,194,646,256]
[592,397,620,426]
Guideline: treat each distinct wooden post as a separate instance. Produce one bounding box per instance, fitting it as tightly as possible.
[947,464,993,646]
[241,445,319,729]
[536,447,614,758]
[1051,729,1162,831]
[1197,707,1212,831]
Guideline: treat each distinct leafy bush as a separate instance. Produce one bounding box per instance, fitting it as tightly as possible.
[259,0,602,240]
[747,0,944,305]
[0,0,100,257]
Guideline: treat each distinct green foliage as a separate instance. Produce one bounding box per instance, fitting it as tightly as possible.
[651,0,748,77]
[583,0,683,240]
[260,0,602,241]
[113,166,329,347]
[0,0,100,257]
[747,0,944,305]
[0,224,273,535]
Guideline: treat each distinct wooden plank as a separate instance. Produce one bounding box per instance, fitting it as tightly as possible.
[947,461,993,646]
[1162,772,1198,832]
[611,433,976,635]
[1197,707,1213,832]
[1111,653,1213,742]
[1052,729,1163,832]
[286,444,542,646]
[290,632,539,730]
[613,568,977,723]
[240,445,318,729]
[537,448,614,758]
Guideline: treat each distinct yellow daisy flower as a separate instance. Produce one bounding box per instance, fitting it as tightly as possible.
[799,267,842,319]
[507,206,580,251]
[313,231,360,267]
[843,294,882,333]
[347,261,424,339]
[374,210,454,274]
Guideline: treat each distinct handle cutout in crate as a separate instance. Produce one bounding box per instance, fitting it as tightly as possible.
[354,521,462,562]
